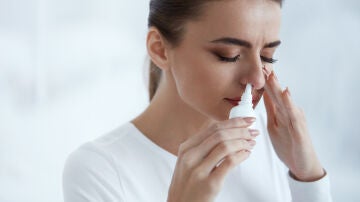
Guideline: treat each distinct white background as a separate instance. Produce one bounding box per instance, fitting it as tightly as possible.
[0,0,359,201]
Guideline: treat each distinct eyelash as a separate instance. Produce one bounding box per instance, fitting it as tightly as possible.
[260,56,278,64]
[216,54,278,64]
[217,55,241,62]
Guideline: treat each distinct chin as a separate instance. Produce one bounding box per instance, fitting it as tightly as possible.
[252,99,261,109]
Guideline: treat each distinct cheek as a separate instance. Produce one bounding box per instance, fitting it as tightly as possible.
[171,50,231,107]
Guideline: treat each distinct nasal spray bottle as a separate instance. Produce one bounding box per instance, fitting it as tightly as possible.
[228,83,256,128]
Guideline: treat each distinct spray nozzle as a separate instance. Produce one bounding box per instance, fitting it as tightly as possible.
[239,83,253,106]
[228,83,256,122]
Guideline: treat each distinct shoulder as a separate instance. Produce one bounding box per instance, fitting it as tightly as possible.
[64,122,136,172]
[62,123,135,201]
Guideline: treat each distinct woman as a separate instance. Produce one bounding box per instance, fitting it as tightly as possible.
[63,0,332,201]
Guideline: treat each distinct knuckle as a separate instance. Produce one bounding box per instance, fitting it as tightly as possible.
[191,167,207,180]
[213,131,226,143]
[241,128,251,138]
[239,139,248,147]
[178,142,188,156]
[207,178,221,192]
[211,123,222,132]
[179,153,193,168]
[226,155,237,167]
[219,142,231,153]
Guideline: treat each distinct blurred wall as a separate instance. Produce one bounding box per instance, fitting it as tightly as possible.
[0,0,359,201]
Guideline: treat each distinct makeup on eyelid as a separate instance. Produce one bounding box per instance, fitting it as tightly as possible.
[212,51,277,64]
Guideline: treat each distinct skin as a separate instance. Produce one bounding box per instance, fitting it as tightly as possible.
[133,0,325,201]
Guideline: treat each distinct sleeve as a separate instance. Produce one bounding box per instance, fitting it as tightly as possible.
[62,145,126,202]
[257,106,333,202]
[288,170,333,202]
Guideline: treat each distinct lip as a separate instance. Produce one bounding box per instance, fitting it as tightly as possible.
[224,97,260,107]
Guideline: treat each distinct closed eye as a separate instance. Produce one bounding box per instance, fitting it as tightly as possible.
[215,54,240,63]
[261,56,277,64]
[214,53,278,64]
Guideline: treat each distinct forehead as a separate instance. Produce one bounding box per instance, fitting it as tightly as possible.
[184,0,281,46]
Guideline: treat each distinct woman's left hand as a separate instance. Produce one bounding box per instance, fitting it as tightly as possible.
[262,69,325,182]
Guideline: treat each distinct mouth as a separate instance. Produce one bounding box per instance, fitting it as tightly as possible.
[225,87,264,107]
[224,97,260,107]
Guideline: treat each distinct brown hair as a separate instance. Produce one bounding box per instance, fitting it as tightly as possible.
[147,0,283,101]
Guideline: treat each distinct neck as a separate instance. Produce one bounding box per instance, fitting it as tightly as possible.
[132,77,215,156]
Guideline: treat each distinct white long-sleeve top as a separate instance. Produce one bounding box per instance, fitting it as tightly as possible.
[63,111,332,202]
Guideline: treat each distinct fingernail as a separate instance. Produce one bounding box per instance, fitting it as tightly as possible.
[249,129,260,137]
[263,68,270,80]
[249,140,256,146]
[265,66,272,75]
[286,87,291,96]
[244,117,256,123]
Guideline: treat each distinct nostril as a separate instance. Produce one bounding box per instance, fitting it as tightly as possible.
[241,63,268,89]
[250,73,266,90]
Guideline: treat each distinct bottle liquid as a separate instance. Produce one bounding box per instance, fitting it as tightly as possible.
[228,83,256,128]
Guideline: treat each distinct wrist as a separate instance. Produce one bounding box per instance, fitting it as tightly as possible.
[289,167,326,182]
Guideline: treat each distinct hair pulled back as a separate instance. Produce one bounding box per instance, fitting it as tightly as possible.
[147,0,283,101]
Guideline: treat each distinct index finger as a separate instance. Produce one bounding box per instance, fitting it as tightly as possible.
[179,117,255,154]
[264,71,284,107]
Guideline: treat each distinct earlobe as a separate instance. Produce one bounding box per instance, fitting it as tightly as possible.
[146,27,170,71]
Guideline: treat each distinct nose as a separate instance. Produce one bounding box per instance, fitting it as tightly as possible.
[239,56,266,90]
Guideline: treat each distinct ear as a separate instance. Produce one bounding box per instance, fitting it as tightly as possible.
[146,27,171,71]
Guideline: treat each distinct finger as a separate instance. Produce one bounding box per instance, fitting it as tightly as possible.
[263,91,277,126]
[264,71,285,108]
[187,127,259,165]
[281,87,295,110]
[281,87,303,131]
[262,64,273,79]
[264,72,290,123]
[210,150,250,183]
[178,117,255,155]
[198,139,255,174]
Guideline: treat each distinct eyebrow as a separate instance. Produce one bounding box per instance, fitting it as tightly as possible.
[210,37,281,49]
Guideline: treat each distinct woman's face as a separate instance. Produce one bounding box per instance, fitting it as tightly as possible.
[167,0,281,121]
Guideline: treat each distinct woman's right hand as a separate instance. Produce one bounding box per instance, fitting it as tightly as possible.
[167,117,258,202]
